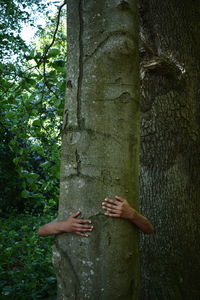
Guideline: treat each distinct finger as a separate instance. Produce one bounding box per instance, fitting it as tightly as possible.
[104,207,120,214]
[76,219,92,224]
[102,202,117,209]
[75,232,88,237]
[70,211,81,218]
[115,195,124,202]
[104,212,119,218]
[74,225,93,232]
[104,198,118,205]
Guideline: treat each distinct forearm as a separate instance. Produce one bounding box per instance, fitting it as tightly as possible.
[37,219,63,237]
[128,209,154,234]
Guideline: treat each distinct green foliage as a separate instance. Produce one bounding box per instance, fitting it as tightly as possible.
[0,2,66,299]
[0,117,24,212]
[0,0,48,60]
[0,214,56,299]
[0,1,66,214]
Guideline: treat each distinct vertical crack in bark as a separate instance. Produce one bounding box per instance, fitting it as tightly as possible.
[77,0,84,129]
[75,149,81,176]
[63,109,68,132]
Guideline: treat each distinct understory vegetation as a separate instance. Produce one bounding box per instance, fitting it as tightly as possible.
[0,0,66,298]
[0,214,56,299]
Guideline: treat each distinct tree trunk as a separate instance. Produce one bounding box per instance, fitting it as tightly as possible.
[139,1,200,299]
[53,0,140,299]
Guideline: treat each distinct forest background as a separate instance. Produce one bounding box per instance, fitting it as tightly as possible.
[1,0,200,299]
[0,0,66,298]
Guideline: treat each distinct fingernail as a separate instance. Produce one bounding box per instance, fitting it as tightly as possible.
[102,202,105,205]
[105,198,108,201]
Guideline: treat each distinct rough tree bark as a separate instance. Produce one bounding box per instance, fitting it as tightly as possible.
[53,0,140,299]
[139,0,200,299]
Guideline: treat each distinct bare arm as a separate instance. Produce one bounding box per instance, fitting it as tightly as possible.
[102,196,154,234]
[37,212,93,237]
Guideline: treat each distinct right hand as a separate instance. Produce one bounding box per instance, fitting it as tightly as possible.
[59,211,93,237]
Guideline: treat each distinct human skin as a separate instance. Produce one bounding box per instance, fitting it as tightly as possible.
[38,196,153,236]
[102,196,154,234]
[37,211,93,237]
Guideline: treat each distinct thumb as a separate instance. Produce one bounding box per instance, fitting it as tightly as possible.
[70,211,81,218]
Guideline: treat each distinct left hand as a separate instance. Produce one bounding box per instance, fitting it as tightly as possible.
[102,195,135,220]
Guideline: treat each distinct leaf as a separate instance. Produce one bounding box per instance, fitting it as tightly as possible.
[13,157,20,165]
[25,78,36,85]
[40,161,50,168]
[7,63,16,71]
[32,119,41,127]
[31,145,44,155]
[25,172,39,181]
[47,48,60,57]
[21,190,30,198]
[35,52,42,59]
[51,59,65,69]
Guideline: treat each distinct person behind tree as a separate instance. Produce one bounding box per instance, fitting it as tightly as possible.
[37,196,153,236]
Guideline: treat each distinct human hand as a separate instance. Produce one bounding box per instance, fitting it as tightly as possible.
[59,211,93,237]
[102,196,154,234]
[102,196,136,220]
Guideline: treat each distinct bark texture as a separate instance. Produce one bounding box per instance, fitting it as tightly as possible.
[139,1,200,299]
[53,1,140,299]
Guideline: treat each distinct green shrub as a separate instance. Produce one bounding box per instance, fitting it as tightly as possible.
[0,214,57,299]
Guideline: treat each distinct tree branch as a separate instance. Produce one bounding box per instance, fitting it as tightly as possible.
[37,0,67,67]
